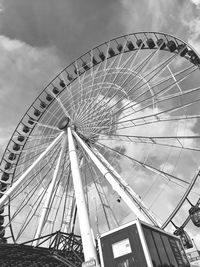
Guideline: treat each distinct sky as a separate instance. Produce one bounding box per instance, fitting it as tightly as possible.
[0,0,200,148]
[0,0,200,254]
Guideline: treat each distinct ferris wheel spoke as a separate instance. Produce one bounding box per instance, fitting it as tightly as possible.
[95,142,190,185]
[79,71,90,106]
[83,153,112,230]
[8,166,53,235]
[103,53,178,115]
[81,146,119,229]
[98,133,200,152]
[128,47,158,74]
[0,132,64,209]
[110,65,197,124]
[161,168,200,229]
[33,135,68,245]
[93,50,160,114]
[129,65,197,108]
[85,54,182,127]
[50,94,72,119]
[111,94,200,130]
[155,85,200,104]
[87,47,141,107]
[61,80,77,115]
[75,88,108,123]
[56,169,75,233]
[111,114,200,131]
[8,146,60,184]
[30,121,62,132]
[74,60,85,86]
[38,105,61,122]
[58,169,74,233]
[74,55,121,122]
[148,64,195,92]
[77,100,115,130]
[21,133,58,142]
[14,184,50,242]
[13,141,61,172]
[20,138,59,154]
[20,134,61,151]
[85,56,107,98]
[16,139,59,171]
[76,49,159,123]
[12,145,61,200]
[47,161,71,234]
[121,45,143,70]
[167,66,183,96]
[75,89,116,127]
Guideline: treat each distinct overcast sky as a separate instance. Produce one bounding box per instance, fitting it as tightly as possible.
[0,0,200,249]
[0,0,200,148]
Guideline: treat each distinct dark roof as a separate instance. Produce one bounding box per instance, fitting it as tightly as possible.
[0,243,82,267]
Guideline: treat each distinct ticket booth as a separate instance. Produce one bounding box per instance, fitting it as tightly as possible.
[98,220,190,267]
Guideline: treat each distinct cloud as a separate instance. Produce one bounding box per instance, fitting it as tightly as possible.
[186,18,200,53]
[0,35,64,155]
[179,1,200,53]
[0,0,125,60]
[190,0,200,8]
[0,0,200,246]
[120,0,174,32]
[99,93,200,226]
[119,0,200,57]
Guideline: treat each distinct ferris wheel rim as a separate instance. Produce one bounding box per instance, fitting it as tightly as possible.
[1,31,200,172]
[0,31,200,243]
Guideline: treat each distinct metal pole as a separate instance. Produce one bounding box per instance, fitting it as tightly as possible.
[162,168,200,229]
[73,131,149,223]
[33,133,68,246]
[67,127,98,263]
[192,238,199,254]
[93,147,160,227]
[136,219,153,267]
[0,132,64,208]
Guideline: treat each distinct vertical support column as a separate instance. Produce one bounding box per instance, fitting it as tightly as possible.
[136,220,153,267]
[73,130,149,223]
[67,127,98,263]
[0,132,64,208]
[93,147,160,227]
[33,133,68,246]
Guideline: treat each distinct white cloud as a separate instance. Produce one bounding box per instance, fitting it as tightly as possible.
[115,99,196,161]
[187,18,200,53]
[119,0,174,32]
[190,0,200,8]
[0,35,65,157]
[99,96,199,226]
[180,2,200,53]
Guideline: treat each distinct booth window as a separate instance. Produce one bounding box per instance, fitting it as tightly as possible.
[152,231,171,266]
[112,238,132,259]
[142,225,190,267]
[143,227,162,266]
[161,235,178,267]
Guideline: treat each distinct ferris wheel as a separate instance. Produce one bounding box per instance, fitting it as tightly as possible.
[0,32,200,262]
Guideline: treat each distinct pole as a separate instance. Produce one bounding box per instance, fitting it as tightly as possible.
[0,132,64,208]
[73,131,149,223]
[67,127,98,263]
[93,147,160,226]
[192,238,199,254]
[33,133,68,246]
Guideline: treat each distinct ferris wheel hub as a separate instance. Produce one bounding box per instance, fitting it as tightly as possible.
[58,116,70,131]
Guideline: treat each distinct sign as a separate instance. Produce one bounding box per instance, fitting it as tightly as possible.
[82,259,96,267]
[112,238,132,259]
